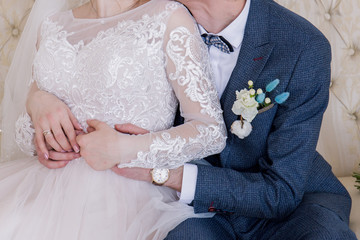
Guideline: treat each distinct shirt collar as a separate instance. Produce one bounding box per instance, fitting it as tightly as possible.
[198,0,251,50]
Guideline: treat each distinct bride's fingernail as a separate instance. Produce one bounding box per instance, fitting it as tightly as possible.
[44,153,49,160]
[73,145,80,153]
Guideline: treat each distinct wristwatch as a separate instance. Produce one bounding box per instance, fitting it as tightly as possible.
[150,168,169,186]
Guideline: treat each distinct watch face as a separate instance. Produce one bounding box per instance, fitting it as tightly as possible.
[152,168,169,184]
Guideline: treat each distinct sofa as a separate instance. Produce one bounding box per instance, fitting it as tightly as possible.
[0,0,359,237]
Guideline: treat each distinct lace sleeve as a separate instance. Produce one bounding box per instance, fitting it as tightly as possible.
[117,6,226,169]
[14,113,36,156]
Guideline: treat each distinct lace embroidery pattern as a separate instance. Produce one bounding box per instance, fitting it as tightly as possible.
[125,124,226,169]
[15,113,35,156]
[119,26,226,169]
[166,27,224,122]
[33,5,178,132]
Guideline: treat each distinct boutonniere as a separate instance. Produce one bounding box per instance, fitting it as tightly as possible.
[231,79,289,139]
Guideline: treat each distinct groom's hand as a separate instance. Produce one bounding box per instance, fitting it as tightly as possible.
[111,123,184,192]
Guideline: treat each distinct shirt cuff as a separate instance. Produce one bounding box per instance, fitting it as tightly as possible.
[178,163,198,204]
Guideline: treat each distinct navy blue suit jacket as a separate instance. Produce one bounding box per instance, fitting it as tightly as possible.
[175,0,351,235]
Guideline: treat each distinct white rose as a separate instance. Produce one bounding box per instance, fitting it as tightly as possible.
[231,120,252,139]
[232,89,259,122]
[235,89,247,100]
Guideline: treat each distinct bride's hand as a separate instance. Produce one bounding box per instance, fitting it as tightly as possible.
[26,83,82,160]
[34,136,81,169]
[77,119,127,171]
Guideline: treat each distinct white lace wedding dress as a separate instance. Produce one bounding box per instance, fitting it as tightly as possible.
[0,1,226,239]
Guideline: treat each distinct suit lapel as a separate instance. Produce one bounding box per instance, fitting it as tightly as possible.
[220,0,274,129]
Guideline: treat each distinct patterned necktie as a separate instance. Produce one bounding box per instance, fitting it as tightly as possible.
[201,34,234,54]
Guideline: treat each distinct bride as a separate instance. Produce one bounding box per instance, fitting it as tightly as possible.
[0,0,226,239]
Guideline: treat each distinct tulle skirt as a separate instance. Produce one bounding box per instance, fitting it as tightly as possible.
[0,157,211,240]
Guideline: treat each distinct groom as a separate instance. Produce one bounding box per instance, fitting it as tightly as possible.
[38,0,356,238]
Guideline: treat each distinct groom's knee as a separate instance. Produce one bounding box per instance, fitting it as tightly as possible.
[261,201,356,240]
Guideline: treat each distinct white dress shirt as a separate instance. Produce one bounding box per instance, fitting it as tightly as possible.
[179,0,251,204]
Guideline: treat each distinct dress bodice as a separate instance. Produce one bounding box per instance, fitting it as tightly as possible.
[34,1,178,132]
